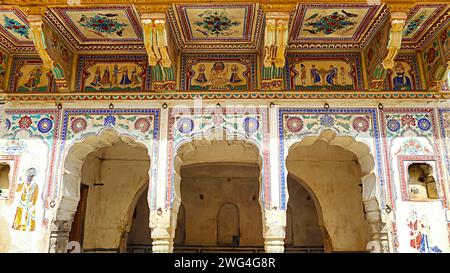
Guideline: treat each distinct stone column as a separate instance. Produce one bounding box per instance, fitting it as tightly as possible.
[363,198,389,253]
[48,220,72,253]
[263,209,286,253]
[150,208,178,253]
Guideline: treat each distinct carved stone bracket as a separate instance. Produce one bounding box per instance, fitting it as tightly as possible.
[24,11,69,92]
[150,208,178,253]
[381,11,408,70]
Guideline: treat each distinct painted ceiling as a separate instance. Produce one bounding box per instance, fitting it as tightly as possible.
[401,4,449,49]
[45,5,144,51]
[289,3,387,48]
[0,7,33,51]
[168,3,263,51]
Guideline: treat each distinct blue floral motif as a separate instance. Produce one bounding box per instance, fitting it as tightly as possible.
[78,14,128,37]
[387,119,400,132]
[104,115,116,126]
[3,16,30,39]
[243,117,259,134]
[177,117,194,134]
[319,114,334,127]
[417,118,431,131]
[5,119,11,130]
[37,118,53,133]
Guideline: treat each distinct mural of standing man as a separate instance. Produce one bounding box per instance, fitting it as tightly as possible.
[12,167,39,232]
[392,63,412,91]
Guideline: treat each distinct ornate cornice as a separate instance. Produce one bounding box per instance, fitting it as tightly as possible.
[1,91,449,102]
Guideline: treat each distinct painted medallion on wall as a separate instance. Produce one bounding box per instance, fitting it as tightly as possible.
[76,55,150,92]
[289,4,381,44]
[9,56,55,92]
[286,53,363,90]
[181,54,256,91]
[386,54,422,91]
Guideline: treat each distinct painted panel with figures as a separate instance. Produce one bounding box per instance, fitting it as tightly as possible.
[8,56,55,92]
[386,54,423,91]
[76,55,150,92]
[181,54,256,91]
[286,53,363,90]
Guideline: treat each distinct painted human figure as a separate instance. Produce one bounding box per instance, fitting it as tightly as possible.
[194,64,208,84]
[112,64,119,87]
[229,64,242,84]
[340,67,346,85]
[210,62,228,86]
[406,209,441,253]
[326,65,338,85]
[300,64,307,85]
[99,66,111,85]
[23,67,42,90]
[119,66,132,86]
[12,168,39,232]
[310,65,321,85]
[393,63,412,90]
[130,67,140,85]
[90,66,101,87]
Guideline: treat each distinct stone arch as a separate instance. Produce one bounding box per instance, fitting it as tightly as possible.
[49,129,151,253]
[155,128,266,252]
[170,128,265,212]
[285,129,386,252]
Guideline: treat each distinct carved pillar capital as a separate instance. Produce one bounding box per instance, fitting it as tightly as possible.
[263,209,286,253]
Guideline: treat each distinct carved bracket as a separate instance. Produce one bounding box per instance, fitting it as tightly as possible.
[382,11,408,70]
[26,13,69,92]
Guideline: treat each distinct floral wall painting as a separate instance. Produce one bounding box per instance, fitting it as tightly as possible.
[181,54,256,91]
[286,53,363,90]
[386,54,422,91]
[289,4,381,44]
[50,6,142,44]
[76,55,150,92]
[12,167,38,232]
[0,8,32,45]
[9,56,55,93]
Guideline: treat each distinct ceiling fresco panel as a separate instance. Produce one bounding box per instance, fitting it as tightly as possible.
[289,3,383,47]
[168,3,263,50]
[49,5,143,46]
[0,7,33,46]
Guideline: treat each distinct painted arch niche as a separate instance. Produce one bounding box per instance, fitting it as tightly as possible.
[51,129,151,253]
[285,130,383,252]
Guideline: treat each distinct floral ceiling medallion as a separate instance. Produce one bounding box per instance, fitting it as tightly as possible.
[194,10,240,37]
[303,10,358,35]
[3,15,29,39]
[78,13,128,37]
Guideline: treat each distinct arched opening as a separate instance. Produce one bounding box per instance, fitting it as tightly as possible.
[0,163,10,198]
[53,130,150,253]
[172,139,264,253]
[286,130,379,252]
[126,187,152,253]
[285,176,325,253]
